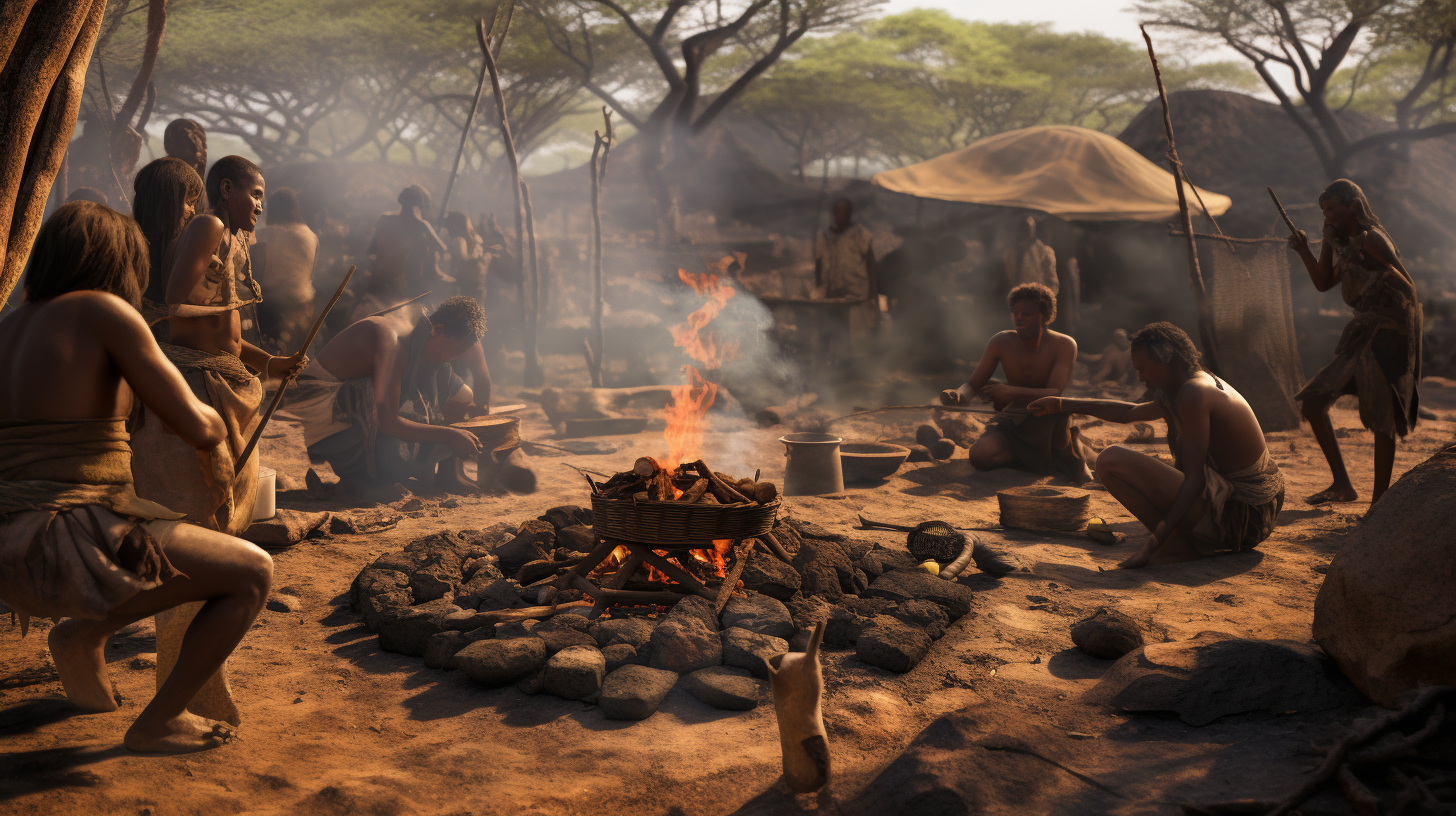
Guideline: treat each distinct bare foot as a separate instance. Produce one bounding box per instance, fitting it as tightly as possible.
[48,619,118,712]
[124,711,232,754]
[1306,484,1358,505]
[1116,542,1155,570]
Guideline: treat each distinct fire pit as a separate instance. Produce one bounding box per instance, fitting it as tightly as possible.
[538,457,784,618]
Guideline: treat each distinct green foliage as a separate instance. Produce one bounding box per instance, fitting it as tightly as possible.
[741,9,1257,172]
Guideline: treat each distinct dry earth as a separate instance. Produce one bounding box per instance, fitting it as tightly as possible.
[3,370,1455,816]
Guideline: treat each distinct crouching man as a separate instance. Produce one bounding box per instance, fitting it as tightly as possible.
[940,282,1092,482]
[0,202,272,753]
[286,296,487,494]
[1029,322,1284,568]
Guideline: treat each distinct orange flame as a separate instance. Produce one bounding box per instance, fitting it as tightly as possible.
[663,264,738,464]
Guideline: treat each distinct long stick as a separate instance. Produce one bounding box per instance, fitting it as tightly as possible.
[1267,186,1301,237]
[437,45,491,221]
[236,265,356,471]
[830,404,1029,423]
[368,291,431,318]
[588,107,613,388]
[1141,25,1220,373]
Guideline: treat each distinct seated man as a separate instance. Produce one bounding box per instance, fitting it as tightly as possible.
[0,201,272,753]
[940,283,1090,482]
[286,296,487,493]
[1028,322,1284,568]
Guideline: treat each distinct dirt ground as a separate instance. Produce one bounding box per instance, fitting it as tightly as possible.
[3,367,1455,816]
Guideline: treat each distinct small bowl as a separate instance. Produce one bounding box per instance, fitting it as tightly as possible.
[840,442,911,483]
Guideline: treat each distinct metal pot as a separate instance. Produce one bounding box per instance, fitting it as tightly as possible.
[779,433,844,496]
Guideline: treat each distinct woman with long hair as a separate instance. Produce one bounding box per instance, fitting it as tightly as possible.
[1288,179,1422,506]
[132,157,204,311]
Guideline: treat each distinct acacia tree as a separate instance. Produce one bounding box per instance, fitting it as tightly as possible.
[1136,0,1456,177]
[526,0,881,241]
[1,0,108,308]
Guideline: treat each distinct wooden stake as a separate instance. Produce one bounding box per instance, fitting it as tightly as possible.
[587,107,613,388]
[1267,186,1301,237]
[235,265,355,471]
[1141,25,1221,373]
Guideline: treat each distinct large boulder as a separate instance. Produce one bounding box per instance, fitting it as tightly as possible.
[1071,607,1146,659]
[1314,445,1456,706]
[543,646,607,701]
[649,597,722,673]
[741,554,802,601]
[720,593,794,639]
[455,637,548,686]
[599,665,678,721]
[721,627,788,678]
[1084,631,1361,726]
[857,616,932,673]
[864,569,977,619]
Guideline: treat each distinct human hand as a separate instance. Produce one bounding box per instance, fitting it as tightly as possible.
[267,349,308,380]
[195,440,236,528]
[1027,396,1062,416]
[939,389,963,406]
[1321,220,1337,244]
[1286,229,1310,255]
[978,383,1013,404]
[446,427,485,458]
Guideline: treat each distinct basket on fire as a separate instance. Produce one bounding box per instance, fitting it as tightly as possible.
[588,458,780,547]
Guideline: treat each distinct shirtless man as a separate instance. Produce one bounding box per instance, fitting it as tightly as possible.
[1029,322,1284,568]
[163,119,207,179]
[290,296,488,492]
[940,283,1090,482]
[0,201,272,753]
[366,185,448,301]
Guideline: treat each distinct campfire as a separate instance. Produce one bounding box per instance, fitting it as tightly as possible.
[537,456,783,618]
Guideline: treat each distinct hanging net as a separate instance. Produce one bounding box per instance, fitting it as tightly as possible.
[1207,238,1307,431]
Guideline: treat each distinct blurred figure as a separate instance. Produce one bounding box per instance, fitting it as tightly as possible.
[132,157,205,314]
[812,198,878,373]
[442,210,486,303]
[366,185,446,301]
[1090,328,1135,385]
[255,187,318,351]
[163,119,207,179]
[1002,216,1058,295]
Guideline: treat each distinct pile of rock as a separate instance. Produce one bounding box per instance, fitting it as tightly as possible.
[350,509,979,721]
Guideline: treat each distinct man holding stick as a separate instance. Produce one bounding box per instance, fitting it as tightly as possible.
[940,283,1091,482]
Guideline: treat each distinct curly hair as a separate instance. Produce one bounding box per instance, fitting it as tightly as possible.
[429,295,487,340]
[1007,282,1057,324]
[205,155,262,208]
[1129,321,1202,375]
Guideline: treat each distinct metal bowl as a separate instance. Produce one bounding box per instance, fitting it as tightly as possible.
[839,442,911,483]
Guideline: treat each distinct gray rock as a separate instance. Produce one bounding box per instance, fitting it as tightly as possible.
[473,578,526,613]
[353,569,411,629]
[837,596,896,619]
[409,571,455,603]
[825,605,869,648]
[905,444,932,462]
[794,538,855,594]
[266,593,303,613]
[556,524,596,553]
[864,569,977,619]
[589,617,655,652]
[857,616,933,673]
[840,538,876,562]
[517,668,546,695]
[672,596,720,634]
[543,645,607,701]
[1314,445,1456,706]
[788,519,846,541]
[786,595,834,631]
[601,642,641,673]
[540,505,592,531]
[721,593,794,639]
[798,561,844,600]
[516,559,560,586]
[1071,607,1146,659]
[599,665,678,721]
[740,554,802,601]
[539,629,599,655]
[683,666,763,711]
[858,548,917,579]
[929,438,957,460]
[494,619,538,639]
[891,599,950,640]
[455,637,548,686]
[423,631,467,670]
[721,627,788,678]
[1085,631,1362,726]
[376,598,458,656]
[536,613,593,635]
[462,555,502,583]
[649,611,722,674]
[915,423,943,448]
[851,568,870,594]
[494,524,554,573]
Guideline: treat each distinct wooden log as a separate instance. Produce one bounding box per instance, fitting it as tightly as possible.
[566,573,684,607]
[693,459,751,503]
[714,541,752,614]
[678,478,710,503]
[636,548,717,600]
[759,531,796,565]
[588,547,646,619]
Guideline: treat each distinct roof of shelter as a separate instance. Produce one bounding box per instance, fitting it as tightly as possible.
[870,125,1231,222]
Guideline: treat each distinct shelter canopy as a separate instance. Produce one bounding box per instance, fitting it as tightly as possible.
[871,125,1231,222]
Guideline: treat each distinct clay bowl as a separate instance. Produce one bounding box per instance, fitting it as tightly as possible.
[839,442,911,483]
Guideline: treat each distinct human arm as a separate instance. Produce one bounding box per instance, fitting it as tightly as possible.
[460,341,492,413]
[940,338,1002,405]
[368,324,483,457]
[165,215,226,306]
[238,341,307,380]
[421,219,449,254]
[1288,222,1337,292]
[1027,395,1167,424]
[1361,230,1417,290]
[979,336,1078,404]
[1148,387,1212,549]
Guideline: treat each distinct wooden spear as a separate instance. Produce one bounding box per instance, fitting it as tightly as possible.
[587,107,613,388]
[235,265,355,472]
[1140,25,1221,373]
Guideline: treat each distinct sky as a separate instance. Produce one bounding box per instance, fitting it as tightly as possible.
[881,0,1148,41]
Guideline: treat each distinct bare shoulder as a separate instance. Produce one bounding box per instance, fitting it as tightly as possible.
[1045,330,1078,354]
[1176,373,1221,408]
[989,330,1018,348]
[180,213,225,245]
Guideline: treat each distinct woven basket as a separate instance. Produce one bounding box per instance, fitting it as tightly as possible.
[590,494,779,547]
[997,486,1091,532]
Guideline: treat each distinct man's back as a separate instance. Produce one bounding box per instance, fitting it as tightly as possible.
[257,222,317,303]
[1176,372,1269,475]
[370,214,423,280]
[0,294,131,420]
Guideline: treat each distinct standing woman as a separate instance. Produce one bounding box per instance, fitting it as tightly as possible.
[1289,179,1422,505]
[132,158,205,329]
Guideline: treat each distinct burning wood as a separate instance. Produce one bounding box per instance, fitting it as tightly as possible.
[593,457,779,508]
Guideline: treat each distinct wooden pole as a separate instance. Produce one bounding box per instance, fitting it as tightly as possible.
[1141,25,1220,373]
[235,265,356,471]
[587,107,613,388]
[437,48,491,222]
[476,7,543,387]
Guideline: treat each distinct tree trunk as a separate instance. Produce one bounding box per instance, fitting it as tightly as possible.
[0,0,108,309]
